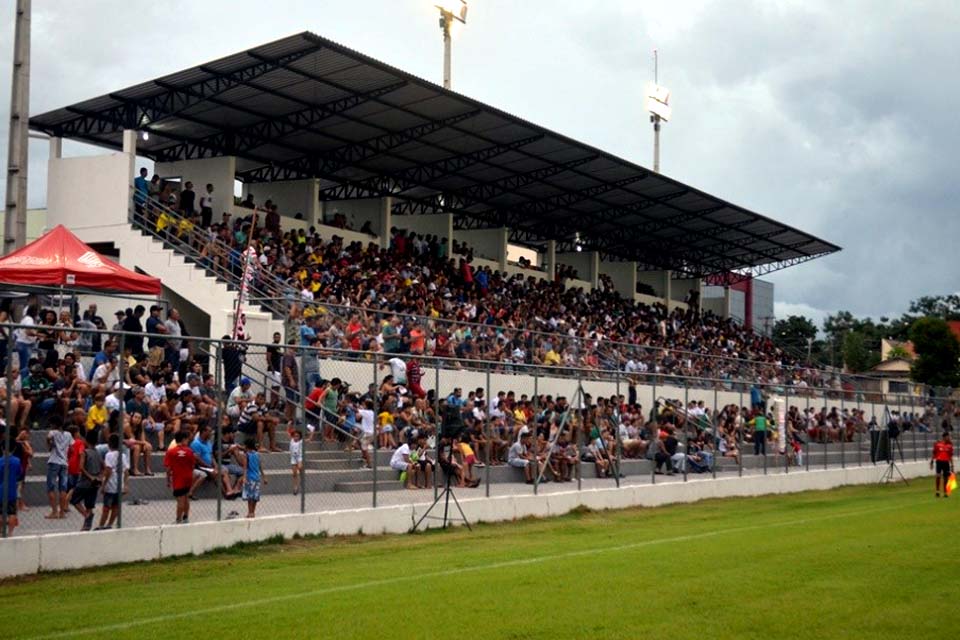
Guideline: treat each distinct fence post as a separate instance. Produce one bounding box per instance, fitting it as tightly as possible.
[712,387,718,480]
[1,331,13,538]
[372,355,379,509]
[910,394,918,462]
[738,387,744,478]
[433,364,440,502]
[784,385,790,475]
[576,368,583,492]
[840,387,845,470]
[484,369,491,498]
[214,341,224,522]
[856,393,864,467]
[116,332,127,529]
[896,393,902,464]
[682,377,688,483]
[615,368,622,488]
[822,387,828,470]
[651,376,657,485]
[299,347,308,514]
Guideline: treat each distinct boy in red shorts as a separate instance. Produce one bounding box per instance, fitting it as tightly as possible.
[163,431,197,523]
[930,431,954,498]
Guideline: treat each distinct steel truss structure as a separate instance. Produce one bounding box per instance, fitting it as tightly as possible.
[31,32,839,278]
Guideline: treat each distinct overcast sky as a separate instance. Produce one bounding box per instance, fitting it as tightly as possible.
[1,0,958,326]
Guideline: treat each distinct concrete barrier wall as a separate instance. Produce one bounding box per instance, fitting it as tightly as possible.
[0,462,929,579]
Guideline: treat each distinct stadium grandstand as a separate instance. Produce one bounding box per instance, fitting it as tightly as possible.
[1,32,952,539]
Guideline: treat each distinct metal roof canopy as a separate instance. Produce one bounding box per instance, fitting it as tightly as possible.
[30,32,840,277]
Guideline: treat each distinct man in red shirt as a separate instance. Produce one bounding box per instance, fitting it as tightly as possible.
[930,432,954,498]
[163,431,197,523]
[406,359,426,399]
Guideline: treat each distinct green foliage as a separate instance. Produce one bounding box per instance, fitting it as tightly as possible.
[885,344,911,361]
[908,295,960,320]
[842,331,880,372]
[909,317,960,387]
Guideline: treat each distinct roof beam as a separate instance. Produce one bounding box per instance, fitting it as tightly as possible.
[48,46,321,138]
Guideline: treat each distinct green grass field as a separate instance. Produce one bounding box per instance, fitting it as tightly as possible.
[8,482,957,640]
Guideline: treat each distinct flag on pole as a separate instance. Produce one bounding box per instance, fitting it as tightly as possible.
[946,473,957,497]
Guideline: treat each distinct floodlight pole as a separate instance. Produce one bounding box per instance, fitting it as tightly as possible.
[441,15,452,89]
[4,0,31,253]
[650,49,660,174]
[436,2,466,90]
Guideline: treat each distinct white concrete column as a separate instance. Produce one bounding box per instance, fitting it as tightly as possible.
[588,251,600,288]
[663,270,672,307]
[379,197,392,249]
[497,227,509,272]
[122,129,137,183]
[545,239,556,280]
[49,137,62,159]
[723,286,732,318]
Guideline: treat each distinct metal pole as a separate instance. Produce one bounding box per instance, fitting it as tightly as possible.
[441,16,452,89]
[433,364,440,502]
[911,394,917,462]
[682,378,688,482]
[857,393,863,467]
[484,370,491,498]
[116,332,126,529]
[711,387,718,480]
[2,331,14,538]
[840,388,845,469]
[214,342,224,521]
[576,368,582,492]
[372,355,379,509]
[651,376,657,485]
[823,387,828,470]
[3,0,31,252]
[653,118,661,174]
[738,387,744,478]
[299,347,308,513]
[615,369,622,488]
[784,385,790,475]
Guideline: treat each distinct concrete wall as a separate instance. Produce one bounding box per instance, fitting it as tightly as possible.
[557,251,599,287]
[393,213,453,242]
[455,228,508,269]
[0,208,48,250]
[671,277,700,303]
[242,179,319,224]
[0,462,930,578]
[156,156,236,218]
[328,199,386,239]
[637,270,665,298]
[600,260,637,299]
[47,153,131,231]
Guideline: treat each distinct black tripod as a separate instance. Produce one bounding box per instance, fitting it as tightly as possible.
[878,409,908,485]
[410,438,473,532]
[411,465,472,532]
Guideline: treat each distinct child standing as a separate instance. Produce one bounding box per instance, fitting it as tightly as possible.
[96,434,128,530]
[289,430,303,495]
[242,438,267,518]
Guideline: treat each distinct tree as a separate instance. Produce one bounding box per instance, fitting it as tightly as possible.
[908,295,960,321]
[909,317,960,387]
[885,344,911,360]
[842,331,879,373]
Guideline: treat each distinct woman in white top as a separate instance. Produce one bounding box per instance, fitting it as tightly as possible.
[14,304,38,369]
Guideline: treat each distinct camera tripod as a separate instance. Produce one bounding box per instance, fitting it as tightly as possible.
[411,466,472,532]
[878,409,908,486]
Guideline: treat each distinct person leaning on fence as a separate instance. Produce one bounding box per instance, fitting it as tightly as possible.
[749,410,768,456]
[931,432,954,498]
[241,438,266,518]
[0,433,22,537]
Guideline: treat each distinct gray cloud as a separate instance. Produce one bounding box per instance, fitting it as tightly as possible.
[1,0,957,322]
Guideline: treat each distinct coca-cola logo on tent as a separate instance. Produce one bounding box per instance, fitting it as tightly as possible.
[2,255,53,266]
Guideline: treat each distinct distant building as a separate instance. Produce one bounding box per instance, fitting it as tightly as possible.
[702,277,775,336]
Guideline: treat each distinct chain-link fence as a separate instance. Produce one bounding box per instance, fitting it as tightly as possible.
[0,321,953,539]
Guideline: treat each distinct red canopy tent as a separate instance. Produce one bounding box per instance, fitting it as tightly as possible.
[0,225,161,294]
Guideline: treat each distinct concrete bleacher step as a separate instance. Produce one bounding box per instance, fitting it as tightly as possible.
[19,467,377,505]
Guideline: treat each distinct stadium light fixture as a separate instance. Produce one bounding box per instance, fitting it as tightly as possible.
[141,131,149,141]
[435,1,467,89]
[646,49,671,173]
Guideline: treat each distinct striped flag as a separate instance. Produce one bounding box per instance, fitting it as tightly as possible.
[947,473,957,497]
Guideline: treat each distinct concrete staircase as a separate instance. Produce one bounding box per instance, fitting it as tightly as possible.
[71,220,283,344]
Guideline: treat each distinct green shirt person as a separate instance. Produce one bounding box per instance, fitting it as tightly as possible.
[749,413,768,456]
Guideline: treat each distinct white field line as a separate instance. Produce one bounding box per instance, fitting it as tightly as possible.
[26,502,907,640]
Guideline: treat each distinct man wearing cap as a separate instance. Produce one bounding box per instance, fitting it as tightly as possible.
[227,377,255,421]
